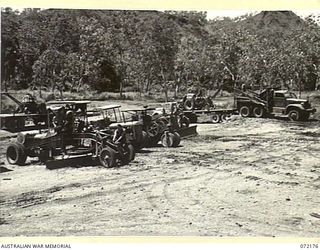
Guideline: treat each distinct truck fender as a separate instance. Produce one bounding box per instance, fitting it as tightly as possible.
[285,104,304,114]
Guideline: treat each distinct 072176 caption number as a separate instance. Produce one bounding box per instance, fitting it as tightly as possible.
[300,244,319,249]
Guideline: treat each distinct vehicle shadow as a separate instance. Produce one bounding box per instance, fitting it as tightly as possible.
[137,149,154,154]
[45,156,99,170]
[0,166,13,173]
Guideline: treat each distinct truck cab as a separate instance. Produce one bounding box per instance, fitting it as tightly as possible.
[270,90,315,120]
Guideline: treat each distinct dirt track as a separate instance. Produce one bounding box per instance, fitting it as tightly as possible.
[1,115,320,236]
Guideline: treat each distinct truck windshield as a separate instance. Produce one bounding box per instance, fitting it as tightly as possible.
[284,92,297,98]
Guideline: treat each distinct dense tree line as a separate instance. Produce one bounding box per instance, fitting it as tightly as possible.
[2,8,320,100]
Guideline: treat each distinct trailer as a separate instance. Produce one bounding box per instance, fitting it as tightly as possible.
[181,108,237,123]
[177,91,238,123]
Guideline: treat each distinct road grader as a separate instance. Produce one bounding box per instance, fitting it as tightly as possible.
[122,104,197,147]
[88,104,149,151]
[6,127,135,168]
[6,101,135,168]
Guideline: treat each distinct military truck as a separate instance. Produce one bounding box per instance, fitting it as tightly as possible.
[235,88,316,121]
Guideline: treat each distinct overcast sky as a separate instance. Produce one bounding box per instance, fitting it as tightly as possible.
[5,8,320,20]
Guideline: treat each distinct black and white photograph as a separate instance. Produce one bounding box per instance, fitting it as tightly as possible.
[1,3,320,240]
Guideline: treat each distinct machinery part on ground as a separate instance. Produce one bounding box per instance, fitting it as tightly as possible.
[6,142,27,166]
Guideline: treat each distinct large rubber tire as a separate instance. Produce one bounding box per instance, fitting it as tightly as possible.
[239,106,251,118]
[184,99,194,111]
[99,147,116,168]
[220,113,231,122]
[124,144,135,164]
[211,113,220,123]
[288,109,300,121]
[6,142,27,166]
[253,106,265,118]
[140,131,149,149]
[147,122,161,138]
[179,116,190,128]
[161,132,175,147]
[172,132,181,147]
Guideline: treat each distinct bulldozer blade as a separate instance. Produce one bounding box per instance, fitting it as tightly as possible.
[46,154,95,170]
[176,125,197,138]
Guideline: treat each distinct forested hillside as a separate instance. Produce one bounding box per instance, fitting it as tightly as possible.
[2,8,320,100]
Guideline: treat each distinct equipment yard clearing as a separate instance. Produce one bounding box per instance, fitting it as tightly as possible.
[1,108,320,236]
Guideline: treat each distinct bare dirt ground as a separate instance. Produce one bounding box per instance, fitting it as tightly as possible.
[1,101,320,237]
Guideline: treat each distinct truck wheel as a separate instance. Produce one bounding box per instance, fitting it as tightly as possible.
[6,142,27,166]
[239,106,251,118]
[99,147,116,168]
[288,110,300,121]
[172,132,181,147]
[221,113,231,122]
[179,116,190,128]
[211,113,220,123]
[253,106,265,118]
[184,100,194,110]
[161,132,175,147]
